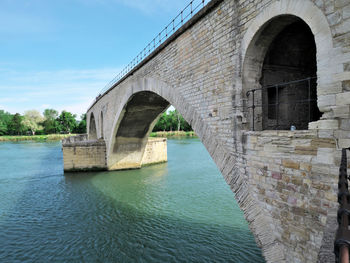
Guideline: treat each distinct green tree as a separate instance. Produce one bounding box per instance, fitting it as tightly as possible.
[0,110,12,135]
[57,111,77,134]
[153,112,168,131]
[0,120,7,135]
[43,109,59,134]
[23,110,44,135]
[8,113,25,135]
[43,109,58,120]
[152,109,192,132]
[73,114,86,134]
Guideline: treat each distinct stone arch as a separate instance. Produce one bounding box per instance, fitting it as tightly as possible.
[108,91,170,170]
[88,112,97,140]
[100,111,104,139]
[241,0,334,131]
[105,77,284,262]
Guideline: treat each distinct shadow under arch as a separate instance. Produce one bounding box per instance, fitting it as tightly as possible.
[89,112,98,140]
[108,91,170,170]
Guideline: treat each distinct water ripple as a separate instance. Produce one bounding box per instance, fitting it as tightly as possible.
[0,139,265,262]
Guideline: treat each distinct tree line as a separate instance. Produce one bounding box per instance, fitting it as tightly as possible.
[0,108,192,136]
[0,109,86,136]
[152,110,192,132]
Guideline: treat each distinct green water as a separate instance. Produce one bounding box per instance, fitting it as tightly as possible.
[0,138,265,262]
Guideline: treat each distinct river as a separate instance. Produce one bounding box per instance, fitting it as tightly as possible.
[0,138,264,262]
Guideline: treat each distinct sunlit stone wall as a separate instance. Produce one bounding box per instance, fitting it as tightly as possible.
[62,136,167,172]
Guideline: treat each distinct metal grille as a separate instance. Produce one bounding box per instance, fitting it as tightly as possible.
[335,148,350,263]
[246,77,318,131]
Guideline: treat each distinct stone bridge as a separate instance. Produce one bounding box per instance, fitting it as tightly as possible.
[65,0,350,262]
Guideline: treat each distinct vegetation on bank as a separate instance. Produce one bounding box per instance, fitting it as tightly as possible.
[0,134,75,142]
[0,109,86,136]
[152,110,192,132]
[150,131,197,137]
[0,107,194,141]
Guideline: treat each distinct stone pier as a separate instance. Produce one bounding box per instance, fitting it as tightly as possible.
[62,135,167,172]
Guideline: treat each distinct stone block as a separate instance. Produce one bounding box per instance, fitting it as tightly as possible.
[311,138,336,148]
[309,120,339,130]
[332,105,350,117]
[318,94,336,108]
[339,139,350,148]
[295,146,317,155]
[282,160,300,170]
[300,163,312,172]
[336,91,350,105]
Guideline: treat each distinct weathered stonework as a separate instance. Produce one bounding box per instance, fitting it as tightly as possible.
[62,135,107,172]
[76,0,350,262]
[141,138,167,166]
[62,136,167,172]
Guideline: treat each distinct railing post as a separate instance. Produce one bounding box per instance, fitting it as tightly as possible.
[335,148,350,263]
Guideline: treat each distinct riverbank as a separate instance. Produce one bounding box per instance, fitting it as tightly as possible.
[0,134,76,142]
[150,131,197,137]
[0,132,197,142]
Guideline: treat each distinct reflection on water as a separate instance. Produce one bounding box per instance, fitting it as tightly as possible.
[0,138,265,262]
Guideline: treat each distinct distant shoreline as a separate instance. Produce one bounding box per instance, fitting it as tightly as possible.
[150,131,197,138]
[0,131,197,142]
[0,134,76,142]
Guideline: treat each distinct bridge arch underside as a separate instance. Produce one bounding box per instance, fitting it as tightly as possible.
[108,91,170,170]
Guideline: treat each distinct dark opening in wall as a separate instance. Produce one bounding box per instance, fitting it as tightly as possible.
[89,113,97,140]
[260,19,321,130]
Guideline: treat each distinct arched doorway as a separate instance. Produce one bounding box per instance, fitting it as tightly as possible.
[261,19,321,130]
[243,15,321,131]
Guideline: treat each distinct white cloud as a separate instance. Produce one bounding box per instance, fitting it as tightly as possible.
[0,67,123,115]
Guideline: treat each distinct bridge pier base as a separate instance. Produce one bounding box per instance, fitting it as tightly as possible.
[62,136,167,172]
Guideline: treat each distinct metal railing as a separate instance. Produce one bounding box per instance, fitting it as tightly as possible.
[91,0,211,106]
[246,77,318,131]
[335,148,350,263]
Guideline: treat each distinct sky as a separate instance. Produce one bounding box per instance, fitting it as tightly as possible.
[0,0,189,117]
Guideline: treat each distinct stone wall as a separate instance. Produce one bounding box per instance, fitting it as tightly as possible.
[243,130,347,262]
[141,138,167,166]
[62,136,167,172]
[62,137,107,172]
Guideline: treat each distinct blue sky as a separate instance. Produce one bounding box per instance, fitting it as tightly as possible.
[0,0,189,116]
